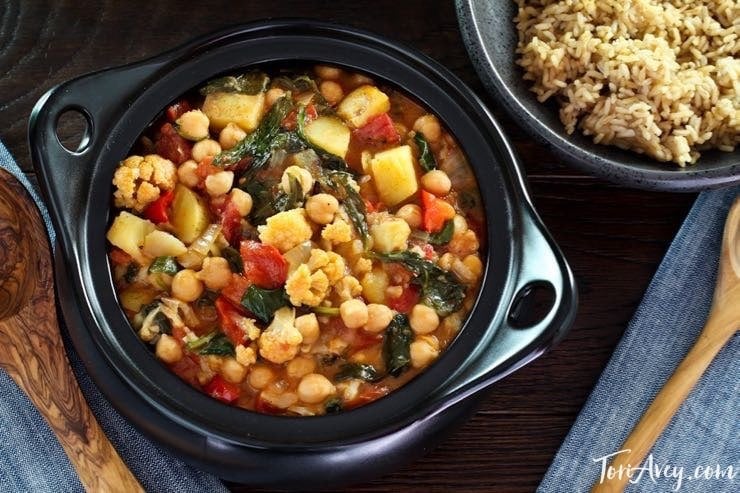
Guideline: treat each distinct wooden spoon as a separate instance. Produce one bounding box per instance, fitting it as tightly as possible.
[592,197,740,493]
[0,169,143,492]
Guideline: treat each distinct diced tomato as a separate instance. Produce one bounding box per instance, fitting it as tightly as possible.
[353,113,400,145]
[254,393,283,414]
[221,274,251,307]
[109,248,132,265]
[155,123,191,165]
[196,156,219,182]
[421,190,454,233]
[166,100,192,122]
[282,103,318,130]
[344,383,390,410]
[240,240,288,289]
[387,284,420,313]
[220,198,243,246]
[215,296,248,345]
[142,189,175,224]
[169,353,201,388]
[204,375,241,404]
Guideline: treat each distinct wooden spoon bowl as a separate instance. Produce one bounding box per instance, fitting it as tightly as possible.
[0,169,143,492]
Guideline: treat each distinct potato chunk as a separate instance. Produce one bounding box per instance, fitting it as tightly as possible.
[370,145,418,207]
[303,116,351,158]
[337,85,390,128]
[170,184,210,244]
[370,218,411,253]
[106,211,156,264]
[202,91,266,132]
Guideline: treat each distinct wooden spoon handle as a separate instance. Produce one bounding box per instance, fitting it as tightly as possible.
[0,313,144,493]
[592,316,735,493]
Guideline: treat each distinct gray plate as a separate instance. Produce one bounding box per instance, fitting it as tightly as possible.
[456,0,739,191]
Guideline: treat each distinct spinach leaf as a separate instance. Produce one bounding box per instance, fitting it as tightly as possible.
[322,171,370,247]
[428,220,454,245]
[213,96,292,168]
[382,314,413,377]
[246,174,304,226]
[221,246,244,274]
[151,311,172,335]
[414,132,437,172]
[325,397,343,414]
[200,71,269,95]
[373,251,465,316]
[335,363,382,382]
[148,256,179,276]
[240,285,289,323]
[273,74,332,114]
[186,332,235,356]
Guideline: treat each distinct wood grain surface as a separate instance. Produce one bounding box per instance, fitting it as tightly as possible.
[0,1,697,491]
[0,169,144,492]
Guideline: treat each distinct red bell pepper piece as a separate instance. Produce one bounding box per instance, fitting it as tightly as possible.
[240,240,288,289]
[353,113,400,145]
[155,123,191,165]
[221,274,251,308]
[421,190,453,233]
[143,189,175,224]
[215,296,249,346]
[220,198,243,246]
[387,284,420,313]
[203,375,241,404]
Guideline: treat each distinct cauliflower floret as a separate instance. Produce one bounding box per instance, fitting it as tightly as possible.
[335,275,362,301]
[307,249,345,283]
[285,264,330,307]
[258,208,314,253]
[235,344,257,367]
[258,307,303,364]
[113,154,177,212]
[321,218,353,245]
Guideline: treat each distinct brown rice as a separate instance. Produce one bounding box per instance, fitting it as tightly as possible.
[514,0,739,166]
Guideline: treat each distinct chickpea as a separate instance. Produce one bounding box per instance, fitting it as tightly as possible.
[437,252,455,270]
[265,87,286,108]
[280,166,314,195]
[197,256,231,290]
[176,110,210,141]
[413,114,442,143]
[453,255,483,284]
[396,204,422,229]
[297,373,335,404]
[191,139,221,162]
[320,80,344,105]
[410,339,439,369]
[230,188,253,217]
[315,65,343,80]
[340,299,369,329]
[364,304,394,333]
[421,169,452,196]
[248,365,274,390]
[171,269,204,302]
[177,160,200,188]
[348,73,374,87]
[221,357,247,384]
[155,334,183,364]
[205,170,234,197]
[295,313,320,344]
[305,193,339,225]
[218,123,247,150]
[409,304,439,334]
[287,356,317,379]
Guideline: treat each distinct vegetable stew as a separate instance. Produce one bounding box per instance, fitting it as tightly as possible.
[107,65,485,416]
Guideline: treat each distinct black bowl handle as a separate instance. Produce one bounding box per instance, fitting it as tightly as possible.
[28,59,166,243]
[429,202,577,416]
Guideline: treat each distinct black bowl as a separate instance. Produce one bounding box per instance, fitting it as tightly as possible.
[30,20,577,487]
[456,0,740,191]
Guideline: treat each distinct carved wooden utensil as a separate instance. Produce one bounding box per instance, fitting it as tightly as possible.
[593,197,740,493]
[0,169,143,492]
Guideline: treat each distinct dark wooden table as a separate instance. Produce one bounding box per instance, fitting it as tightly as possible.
[1,1,697,491]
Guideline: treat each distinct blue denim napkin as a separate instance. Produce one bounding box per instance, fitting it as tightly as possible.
[539,186,739,493]
[0,140,228,492]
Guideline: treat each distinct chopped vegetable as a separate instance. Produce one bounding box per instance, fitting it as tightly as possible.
[414,133,436,172]
[354,113,400,145]
[303,116,351,158]
[240,240,288,289]
[143,189,175,224]
[428,220,454,245]
[382,314,413,377]
[106,211,156,264]
[420,190,454,233]
[200,72,270,95]
[335,363,382,382]
[170,184,210,244]
[215,296,250,345]
[240,285,289,323]
[337,85,390,128]
[370,145,418,207]
[148,256,179,276]
[203,375,240,404]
